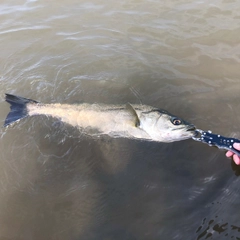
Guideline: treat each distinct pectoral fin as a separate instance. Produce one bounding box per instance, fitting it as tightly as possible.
[126,103,140,127]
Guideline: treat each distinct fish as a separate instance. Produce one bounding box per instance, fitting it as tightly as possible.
[4,93,196,142]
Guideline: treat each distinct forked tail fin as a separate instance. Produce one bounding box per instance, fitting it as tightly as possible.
[4,94,38,127]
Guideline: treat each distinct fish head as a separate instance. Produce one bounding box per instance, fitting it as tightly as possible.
[139,109,196,142]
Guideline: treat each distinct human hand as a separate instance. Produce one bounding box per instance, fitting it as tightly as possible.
[226,143,240,165]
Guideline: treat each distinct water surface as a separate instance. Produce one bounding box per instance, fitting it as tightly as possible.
[0,0,240,239]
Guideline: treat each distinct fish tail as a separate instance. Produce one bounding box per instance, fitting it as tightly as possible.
[4,93,38,127]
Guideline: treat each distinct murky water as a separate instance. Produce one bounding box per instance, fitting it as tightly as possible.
[1,0,240,239]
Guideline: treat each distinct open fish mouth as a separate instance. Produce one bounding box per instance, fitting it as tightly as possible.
[186,125,196,132]
[186,125,198,137]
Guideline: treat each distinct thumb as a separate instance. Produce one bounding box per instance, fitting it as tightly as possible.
[233,143,240,150]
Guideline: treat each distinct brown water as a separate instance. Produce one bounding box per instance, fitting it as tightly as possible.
[1,0,240,239]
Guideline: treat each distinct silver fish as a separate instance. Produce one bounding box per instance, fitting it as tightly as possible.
[4,94,196,142]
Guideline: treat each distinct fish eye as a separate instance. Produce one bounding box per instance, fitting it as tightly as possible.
[171,117,182,125]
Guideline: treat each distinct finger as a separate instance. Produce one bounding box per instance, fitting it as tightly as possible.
[226,151,234,157]
[233,154,240,165]
[233,143,240,150]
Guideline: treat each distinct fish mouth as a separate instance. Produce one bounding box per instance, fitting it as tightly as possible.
[186,125,197,136]
[186,125,196,131]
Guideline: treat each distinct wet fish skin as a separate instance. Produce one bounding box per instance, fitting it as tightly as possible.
[4,94,196,143]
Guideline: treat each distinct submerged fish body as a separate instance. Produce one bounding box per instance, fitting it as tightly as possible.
[4,94,196,142]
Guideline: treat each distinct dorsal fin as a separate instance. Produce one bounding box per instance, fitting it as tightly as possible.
[126,103,140,127]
